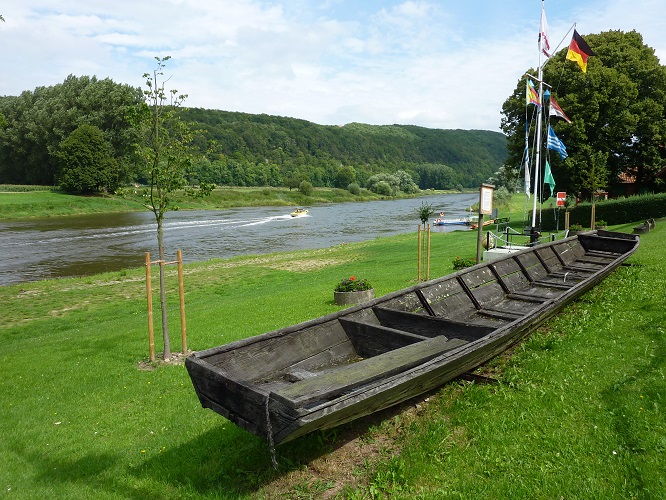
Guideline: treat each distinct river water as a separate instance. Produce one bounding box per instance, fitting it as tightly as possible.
[0,193,478,286]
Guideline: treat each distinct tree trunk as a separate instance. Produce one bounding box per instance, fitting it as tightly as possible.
[157,218,171,360]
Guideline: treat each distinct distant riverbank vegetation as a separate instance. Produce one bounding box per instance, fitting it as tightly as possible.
[0,75,506,197]
[0,184,468,220]
[0,75,507,196]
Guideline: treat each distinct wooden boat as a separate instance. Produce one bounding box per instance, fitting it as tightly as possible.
[185,230,638,445]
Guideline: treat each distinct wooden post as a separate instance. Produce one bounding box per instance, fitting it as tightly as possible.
[476,214,484,264]
[565,211,570,231]
[426,224,431,281]
[145,252,155,362]
[417,225,422,281]
[177,250,187,354]
[591,202,596,230]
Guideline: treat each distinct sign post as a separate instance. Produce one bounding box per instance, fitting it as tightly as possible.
[476,184,494,264]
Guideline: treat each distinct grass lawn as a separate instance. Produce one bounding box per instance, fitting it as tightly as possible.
[0,209,663,498]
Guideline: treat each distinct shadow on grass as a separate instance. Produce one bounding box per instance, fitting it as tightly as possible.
[128,394,437,497]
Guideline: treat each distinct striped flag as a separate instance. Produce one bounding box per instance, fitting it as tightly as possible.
[527,79,540,107]
[547,126,568,160]
[549,96,572,123]
[566,30,596,72]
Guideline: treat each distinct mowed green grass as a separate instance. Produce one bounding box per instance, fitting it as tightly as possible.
[1,215,663,498]
[0,224,477,498]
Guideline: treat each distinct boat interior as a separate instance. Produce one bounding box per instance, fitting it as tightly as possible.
[197,233,634,410]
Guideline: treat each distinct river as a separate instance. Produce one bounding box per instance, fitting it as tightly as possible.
[0,193,479,286]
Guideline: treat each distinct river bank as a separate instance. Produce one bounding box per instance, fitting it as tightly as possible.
[0,185,468,220]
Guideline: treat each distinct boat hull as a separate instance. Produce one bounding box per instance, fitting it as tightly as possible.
[186,230,639,445]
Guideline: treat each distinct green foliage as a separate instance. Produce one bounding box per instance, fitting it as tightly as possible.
[334,165,356,188]
[54,124,119,193]
[540,192,666,230]
[334,276,373,292]
[501,30,666,196]
[452,255,476,270]
[347,182,361,195]
[0,75,142,185]
[298,180,313,196]
[416,201,435,225]
[493,185,512,208]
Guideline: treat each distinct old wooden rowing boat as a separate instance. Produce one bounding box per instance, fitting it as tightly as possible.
[185,230,638,445]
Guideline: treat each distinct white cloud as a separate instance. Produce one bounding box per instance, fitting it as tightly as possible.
[1,0,665,131]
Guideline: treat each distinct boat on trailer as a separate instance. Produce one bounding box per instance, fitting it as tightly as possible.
[185,230,638,445]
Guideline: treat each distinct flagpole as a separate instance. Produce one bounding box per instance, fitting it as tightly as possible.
[531,1,546,233]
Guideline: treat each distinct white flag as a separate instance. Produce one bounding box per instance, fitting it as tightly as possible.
[540,5,551,58]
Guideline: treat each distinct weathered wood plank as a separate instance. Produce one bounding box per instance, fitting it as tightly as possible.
[273,336,469,407]
[372,306,495,339]
[338,318,428,358]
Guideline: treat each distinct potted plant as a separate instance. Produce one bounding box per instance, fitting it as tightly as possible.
[334,276,374,305]
[568,223,584,235]
[596,220,608,230]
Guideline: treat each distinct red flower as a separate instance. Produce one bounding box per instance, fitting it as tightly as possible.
[349,276,356,281]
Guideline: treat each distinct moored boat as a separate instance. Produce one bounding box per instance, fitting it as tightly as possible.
[185,230,639,445]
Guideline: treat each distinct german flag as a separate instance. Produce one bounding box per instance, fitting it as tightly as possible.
[566,30,596,72]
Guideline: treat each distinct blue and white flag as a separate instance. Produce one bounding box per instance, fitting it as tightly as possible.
[547,125,568,160]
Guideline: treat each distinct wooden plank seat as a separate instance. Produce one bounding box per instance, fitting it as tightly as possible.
[372,306,497,340]
[477,308,524,321]
[338,318,431,358]
[271,335,469,408]
[505,293,550,303]
[531,280,575,290]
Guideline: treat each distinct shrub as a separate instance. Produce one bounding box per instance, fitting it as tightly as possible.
[347,182,361,195]
[298,180,313,196]
[334,276,373,292]
[453,256,475,270]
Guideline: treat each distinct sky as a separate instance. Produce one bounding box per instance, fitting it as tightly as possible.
[1,0,665,132]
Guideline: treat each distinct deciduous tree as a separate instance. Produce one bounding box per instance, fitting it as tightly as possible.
[501,30,666,196]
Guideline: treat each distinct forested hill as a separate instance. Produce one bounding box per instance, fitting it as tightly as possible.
[181,108,507,189]
[0,73,506,190]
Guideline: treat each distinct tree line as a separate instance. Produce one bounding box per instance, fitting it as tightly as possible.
[0,75,507,194]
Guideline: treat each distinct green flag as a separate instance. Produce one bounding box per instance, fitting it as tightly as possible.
[544,160,556,198]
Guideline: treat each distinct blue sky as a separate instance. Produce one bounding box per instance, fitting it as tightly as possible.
[1,0,664,131]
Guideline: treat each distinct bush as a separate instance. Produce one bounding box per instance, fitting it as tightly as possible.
[298,180,313,196]
[539,193,666,230]
[347,182,361,195]
[373,180,394,196]
[453,256,476,270]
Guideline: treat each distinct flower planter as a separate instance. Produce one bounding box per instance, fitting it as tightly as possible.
[334,289,374,306]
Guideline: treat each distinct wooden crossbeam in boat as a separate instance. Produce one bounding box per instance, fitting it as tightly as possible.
[339,318,429,358]
[372,306,495,340]
[477,308,523,321]
[456,276,483,310]
[513,255,534,283]
[488,264,511,295]
[532,280,575,290]
[533,250,552,274]
[576,257,613,265]
[415,288,436,317]
[505,293,549,303]
[549,245,567,267]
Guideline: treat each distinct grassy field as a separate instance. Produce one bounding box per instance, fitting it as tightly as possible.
[0,197,663,497]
